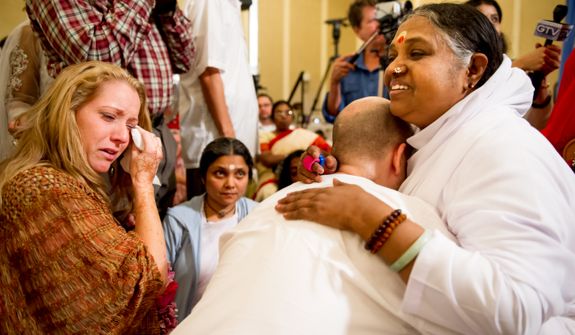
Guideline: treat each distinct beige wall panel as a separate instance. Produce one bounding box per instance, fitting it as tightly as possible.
[0,1,27,38]
[258,0,286,101]
[258,0,358,119]
[287,0,322,114]
[331,1,359,57]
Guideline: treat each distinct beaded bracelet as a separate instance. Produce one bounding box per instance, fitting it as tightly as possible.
[365,209,407,254]
[389,230,432,272]
[370,213,407,254]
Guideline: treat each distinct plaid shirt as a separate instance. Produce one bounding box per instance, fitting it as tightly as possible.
[26,0,194,117]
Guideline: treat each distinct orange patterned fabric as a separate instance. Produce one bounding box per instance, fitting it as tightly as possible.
[0,166,163,334]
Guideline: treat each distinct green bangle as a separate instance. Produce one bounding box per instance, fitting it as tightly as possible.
[389,230,432,272]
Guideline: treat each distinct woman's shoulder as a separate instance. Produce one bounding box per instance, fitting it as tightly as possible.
[3,166,91,208]
[164,195,204,226]
[6,165,80,193]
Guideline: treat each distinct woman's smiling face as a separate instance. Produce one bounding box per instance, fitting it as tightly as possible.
[384,16,470,129]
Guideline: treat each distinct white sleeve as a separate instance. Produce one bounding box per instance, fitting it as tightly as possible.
[187,0,229,75]
[402,138,575,335]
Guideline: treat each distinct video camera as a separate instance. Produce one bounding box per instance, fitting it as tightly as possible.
[348,1,412,66]
[375,1,413,45]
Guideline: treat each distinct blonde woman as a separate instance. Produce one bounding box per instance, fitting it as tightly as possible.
[0,61,173,334]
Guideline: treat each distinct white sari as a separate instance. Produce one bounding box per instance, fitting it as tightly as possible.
[399,56,575,334]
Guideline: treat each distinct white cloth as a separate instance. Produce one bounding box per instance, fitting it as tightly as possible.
[399,56,575,334]
[178,0,258,168]
[173,174,458,335]
[192,213,238,307]
[258,122,275,133]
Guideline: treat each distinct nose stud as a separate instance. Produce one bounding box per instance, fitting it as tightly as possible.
[393,66,404,74]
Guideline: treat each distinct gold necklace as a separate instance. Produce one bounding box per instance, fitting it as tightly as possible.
[204,199,235,219]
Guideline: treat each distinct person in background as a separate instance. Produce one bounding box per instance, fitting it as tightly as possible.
[279,4,575,333]
[255,100,331,201]
[277,149,305,190]
[179,0,258,200]
[173,97,459,334]
[162,137,257,322]
[257,93,275,133]
[25,0,194,219]
[465,0,561,129]
[0,61,174,334]
[322,0,386,123]
[0,21,52,161]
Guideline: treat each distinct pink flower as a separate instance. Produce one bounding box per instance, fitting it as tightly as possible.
[158,270,179,334]
[158,280,178,308]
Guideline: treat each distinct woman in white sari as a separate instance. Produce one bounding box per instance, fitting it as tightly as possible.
[277,3,575,334]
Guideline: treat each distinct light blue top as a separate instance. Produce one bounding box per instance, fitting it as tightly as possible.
[322,52,384,123]
[162,194,257,321]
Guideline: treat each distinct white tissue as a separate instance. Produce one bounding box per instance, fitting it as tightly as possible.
[120,127,161,186]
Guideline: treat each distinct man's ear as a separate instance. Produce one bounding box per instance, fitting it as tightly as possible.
[467,53,489,88]
[391,143,407,176]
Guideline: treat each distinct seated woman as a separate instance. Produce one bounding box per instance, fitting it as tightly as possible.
[278,3,575,334]
[162,137,257,321]
[255,100,331,201]
[0,61,172,333]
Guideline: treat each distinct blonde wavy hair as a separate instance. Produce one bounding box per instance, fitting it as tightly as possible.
[0,61,151,208]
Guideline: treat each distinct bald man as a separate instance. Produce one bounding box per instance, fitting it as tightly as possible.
[172,97,457,335]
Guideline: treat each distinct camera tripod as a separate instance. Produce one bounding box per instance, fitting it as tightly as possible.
[309,18,347,116]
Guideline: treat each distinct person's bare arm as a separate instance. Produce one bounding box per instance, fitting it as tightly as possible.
[326,54,355,117]
[524,77,553,130]
[131,128,168,284]
[199,67,235,137]
[512,44,561,75]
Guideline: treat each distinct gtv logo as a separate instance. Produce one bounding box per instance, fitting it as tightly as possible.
[534,21,573,41]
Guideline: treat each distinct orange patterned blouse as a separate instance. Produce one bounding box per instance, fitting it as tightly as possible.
[0,166,164,334]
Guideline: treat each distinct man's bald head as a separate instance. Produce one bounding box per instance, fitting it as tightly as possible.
[332,97,413,166]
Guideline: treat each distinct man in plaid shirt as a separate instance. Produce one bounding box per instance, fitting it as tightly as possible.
[26,0,195,218]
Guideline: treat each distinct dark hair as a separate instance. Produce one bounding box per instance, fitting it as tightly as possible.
[348,0,376,29]
[464,0,502,22]
[277,150,305,190]
[464,0,508,53]
[409,3,503,88]
[271,100,291,119]
[199,137,254,181]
